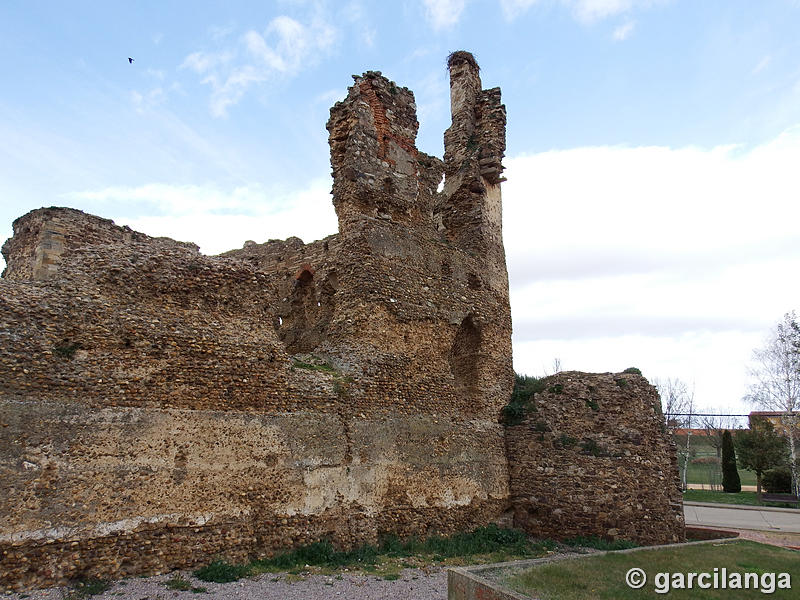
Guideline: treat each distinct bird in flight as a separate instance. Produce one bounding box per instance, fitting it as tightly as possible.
[128,57,134,64]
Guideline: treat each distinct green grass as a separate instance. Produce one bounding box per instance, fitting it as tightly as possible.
[163,574,207,593]
[62,579,111,600]
[685,461,757,487]
[53,342,81,359]
[677,438,758,487]
[501,374,546,425]
[195,525,554,583]
[290,359,336,373]
[194,561,251,583]
[503,540,800,599]
[683,489,798,509]
[562,536,638,551]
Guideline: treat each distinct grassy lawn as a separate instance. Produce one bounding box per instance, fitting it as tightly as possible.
[684,489,799,509]
[678,437,758,487]
[503,541,799,599]
[685,460,757,487]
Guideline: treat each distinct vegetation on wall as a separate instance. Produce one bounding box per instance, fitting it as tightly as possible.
[501,373,546,425]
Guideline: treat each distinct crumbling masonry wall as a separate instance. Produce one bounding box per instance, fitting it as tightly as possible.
[0,52,682,591]
[505,371,685,545]
[0,54,513,590]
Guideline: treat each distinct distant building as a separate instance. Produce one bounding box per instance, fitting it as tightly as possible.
[749,411,800,437]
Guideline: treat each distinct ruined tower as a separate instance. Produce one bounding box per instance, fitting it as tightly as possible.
[439,51,508,292]
[0,52,682,590]
[322,53,513,418]
[0,52,515,590]
[0,52,683,591]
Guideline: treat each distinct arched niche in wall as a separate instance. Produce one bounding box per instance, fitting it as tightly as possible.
[448,314,481,399]
[277,267,337,355]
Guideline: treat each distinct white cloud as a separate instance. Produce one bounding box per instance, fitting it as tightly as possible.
[751,55,771,75]
[422,0,467,30]
[612,19,635,40]
[130,88,165,113]
[205,65,268,117]
[503,126,800,408]
[500,0,542,21]
[571,0,638,22]
[362,27,376,47]
[182,14,338,117]
[145,68,166,80]
[245,15,335,71]
[500,0,667,24]
[65,179,338,255]
[181,50,234,74]
[341,0,376,47]
[210,23,236,41]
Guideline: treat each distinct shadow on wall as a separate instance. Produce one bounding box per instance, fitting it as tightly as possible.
[276,267,337,354]
[450,314,481,399]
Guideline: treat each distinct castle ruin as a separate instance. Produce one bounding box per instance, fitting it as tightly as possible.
[0,52,684,590]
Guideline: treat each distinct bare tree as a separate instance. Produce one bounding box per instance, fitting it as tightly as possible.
[698,409,744,458]
[695,409,744,491]
[745,311,800,497]
[654,377,695,490]
[542,357,563,376]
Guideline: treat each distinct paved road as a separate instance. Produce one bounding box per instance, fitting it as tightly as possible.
[684,501,800,533]
[686,483,758,492]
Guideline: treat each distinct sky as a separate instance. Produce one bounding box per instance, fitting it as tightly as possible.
[2,0,799,415]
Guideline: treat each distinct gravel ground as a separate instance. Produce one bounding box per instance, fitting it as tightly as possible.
[730,529,800,550]
[5,568,448,600]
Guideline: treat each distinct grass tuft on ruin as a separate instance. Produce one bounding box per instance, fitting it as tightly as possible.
[562,535,637,551]
[290,359,337,373]
[62,578,111,600]
[163,574,207,593]
[502,373,546,425]
[194,525,554,583]
[194,560,251,583]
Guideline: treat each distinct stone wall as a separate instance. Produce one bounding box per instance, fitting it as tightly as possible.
[505,371,686,545]
[0,52,683,592]
[0,52,514,590]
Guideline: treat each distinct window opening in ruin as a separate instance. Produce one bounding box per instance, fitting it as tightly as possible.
[297,269,313,285]
[436,173,445,193]
[277,269,337,355]
[448,314,481,399]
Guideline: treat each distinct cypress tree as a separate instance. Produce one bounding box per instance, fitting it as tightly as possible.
[721,429,741,493]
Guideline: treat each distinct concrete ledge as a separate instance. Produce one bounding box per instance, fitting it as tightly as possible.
[684,501,799,514]
[448,566,530,600]
[447,538,740,600]
[685,525,741,540]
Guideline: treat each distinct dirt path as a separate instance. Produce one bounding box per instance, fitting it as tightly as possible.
[6,568,449,600]
[733,529,800,550]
